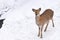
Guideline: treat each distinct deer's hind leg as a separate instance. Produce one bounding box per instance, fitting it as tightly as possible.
[44,21,49,32]
[52,18,54,27]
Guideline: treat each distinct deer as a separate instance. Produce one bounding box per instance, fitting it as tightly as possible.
[32,8,54,38]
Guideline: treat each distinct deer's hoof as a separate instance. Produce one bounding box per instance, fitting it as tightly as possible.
[40,36,43,38]
[38,34,40,37]
[44,30,46,32]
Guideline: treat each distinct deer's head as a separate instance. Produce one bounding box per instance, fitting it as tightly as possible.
[32,8,41,15]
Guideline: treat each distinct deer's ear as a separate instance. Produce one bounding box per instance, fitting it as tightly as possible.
[32,9,35,12]
[39,8,41,11]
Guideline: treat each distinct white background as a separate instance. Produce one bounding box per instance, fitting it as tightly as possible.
[0,0,60,40]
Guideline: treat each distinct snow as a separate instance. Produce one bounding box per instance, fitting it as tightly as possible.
[0,0,60,40]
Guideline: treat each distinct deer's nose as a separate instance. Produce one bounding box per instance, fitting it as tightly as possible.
[36,14,37,15]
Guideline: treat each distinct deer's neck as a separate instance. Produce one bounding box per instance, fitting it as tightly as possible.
[35,14,40,25]
[35,14,40,20]
[35,14,40,23]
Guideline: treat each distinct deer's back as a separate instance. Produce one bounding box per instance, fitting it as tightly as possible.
[41,9,54,18]
[39,9,54,25]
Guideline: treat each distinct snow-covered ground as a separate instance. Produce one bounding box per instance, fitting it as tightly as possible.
[0,0,60,40]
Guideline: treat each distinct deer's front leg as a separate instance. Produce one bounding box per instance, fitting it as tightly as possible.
[38,27,40,37]
[40,25,43,38]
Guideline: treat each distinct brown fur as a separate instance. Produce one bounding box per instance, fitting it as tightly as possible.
[32,8,54,38]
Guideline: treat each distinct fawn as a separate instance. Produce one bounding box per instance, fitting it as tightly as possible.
[32,8,54,38]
